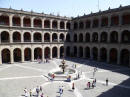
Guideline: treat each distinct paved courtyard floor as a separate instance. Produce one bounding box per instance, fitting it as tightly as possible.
[0,58,130,97]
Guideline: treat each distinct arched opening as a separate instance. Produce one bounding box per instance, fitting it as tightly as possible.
[120,49,129,66]
[79,21,84,29]
[86,20,91,28]
[79,46,83,58]
[0,15,9,26]
[67,22,71,30]
[101,16,108,27]
[93,19,99,28]
[59,34,64,42]
[52,33,58,42]
[85,33,90,42]
[100,48,107,62]
[24,48,31,61]
[92,32,98,42]
[60,21,65,29]
[110,31,118,43]
[34,18,42,28]
[34,32,42,42]
[13,48,21,62]
[24,32,31,42]
[23,17,31,27]
[52,20,58,29]
[101,32,107,42]
[73,46,77,57]
[79,33,83,42]
[2,49,10,63]
[66,34,70,42]
[122,30,130,43]
[13,32,21,42]
[44,47,50,58]
[92,47,98,60]
[34,48,42,60]
[122,13,130,25]
[52,47,57,58]
[110,48,117,64]
[74,22,78,30]
[111,15,119,26]
[44,20,50,28]
[60,46,64,58]
[66,46,70,57]
[74,34,77,42]
[85,47,90,58]
[44,33,50,42]
[12,16,20,26]
[1,31,10,43]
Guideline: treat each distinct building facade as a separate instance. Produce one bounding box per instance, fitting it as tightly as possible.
[65,5,130,67]
[0,8,71,64]
[0,5,130,67]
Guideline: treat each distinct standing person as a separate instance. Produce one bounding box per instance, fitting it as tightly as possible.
[72,83,75,91]
[24,88,27,93]
[29,89,32,97]
[40,86,42,92]
[36,86,40,96]
[40,93,44,97]
[25,92,28,97]
[61,86,64,93]
[106,78,108,86]
[94,78,96,87]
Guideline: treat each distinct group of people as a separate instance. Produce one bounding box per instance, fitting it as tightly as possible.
[58,86,64,97]
[24,86,48,97]
[87,79,96,89]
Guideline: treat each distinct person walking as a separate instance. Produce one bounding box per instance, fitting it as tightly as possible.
[24,88,27,93]
[36,86,40,96]
[40,86,42,92]
[72,83,75,91]
[94,78,96,87]
[40,93,44,97]
[106,78,108,86]
[29,89,32,97]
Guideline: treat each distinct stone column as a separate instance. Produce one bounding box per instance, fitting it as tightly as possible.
[31,32,33,43]
[108,15,111,27]
[42,33,44,43]
[57,47,60,59]
[10,48,14,64]
[57,33,60,42]
[9,15,13,27]
[21,48,24,63]
[90,19,93,28]
[118,31,121,43]
[98,32,101,43]
[117,49,120,64]
[31,17,34,28]
[50,19,53,29]
[65,21,67,30]
[99,17,101,28]
[50,47,52,59]
[107,32,110,43]
[50,33,52,42]
[21,16,24,27]
[42,47,44,61]
[119,13,122,26]
[98,48,101,61]
[21,31,23,43]
[58,20,60,30]
[0,49,2,64]
[42,18,45,29]
[90,33,92,42]
[107,49,110,63]
[10,31,13,43]
[31,48,34,62]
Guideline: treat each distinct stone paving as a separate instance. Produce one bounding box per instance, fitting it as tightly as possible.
[0,58,130,97]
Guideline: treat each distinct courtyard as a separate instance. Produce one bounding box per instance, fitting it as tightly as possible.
[0,58,130,97]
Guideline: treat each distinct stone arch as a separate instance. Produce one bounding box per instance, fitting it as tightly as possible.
[79,46,83,58]
[74,22,78,30]
[121,30,130,43]
[79,33,83,42]
[79,21,84,29]
[34,47,42,60]
[2,48,10,63]
[1,31,10,43]
[110,31,118,43]
[101,32,108,42]
[44,20,50,28]
[74,34,77,42]
[93,18,99,28]
[34,18,42,28]
[92,32,98,42]
[59,33,64,42]
[24,32,31,42]
[101,16,108,27]
[92,47,98,60]
[13,48,21,62]
[60,21,65,29]
[12,15,21,26]
[52,47,57,58]
[44,47,50,58]
[122,13,130,25]
[0,14,9,26]
[109,48,117,64]
[111,15,119,26]
[67,22,71,29]
[33,32,42,42]
[52,20,58,29]
[85,33,90,42]
[24,48,31,61]
[120,49,129,66]
[100,48,107,62]
[44,33,50,42]
[85,47,90,58]
[13,31,21,42]
[60,46,64,58]
[52,33,58,42]
[23,17,31,27]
